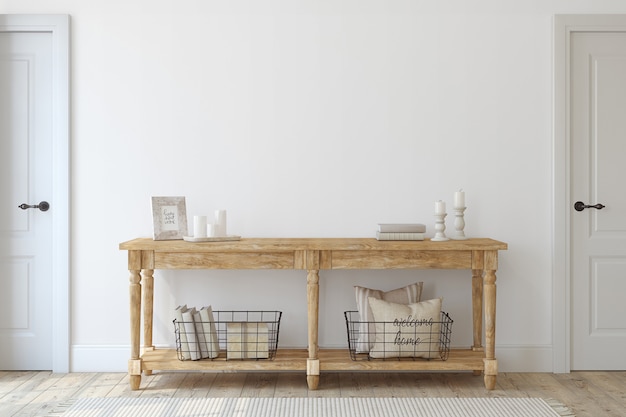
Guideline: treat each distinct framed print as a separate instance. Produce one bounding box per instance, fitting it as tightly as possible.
[151,196,188,240]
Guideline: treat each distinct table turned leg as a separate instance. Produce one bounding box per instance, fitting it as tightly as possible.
[306,269,320,390]
[483,262,498,390]
[471,269,484,351]
[471,269,484,376]
[129,268,142,390]
[142,269,154,376]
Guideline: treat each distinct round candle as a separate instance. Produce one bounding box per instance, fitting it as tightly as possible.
[454,190,465,208]
[435,200,446,214]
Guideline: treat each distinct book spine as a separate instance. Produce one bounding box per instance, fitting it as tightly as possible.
[193,310,209,359]
[182,308,201,360]
[175,305,191,360]
[199,306,220,359]
[376,232,425,241]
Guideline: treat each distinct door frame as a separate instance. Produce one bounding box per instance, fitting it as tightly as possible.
[553,14,626,374]
[0,14,70,372]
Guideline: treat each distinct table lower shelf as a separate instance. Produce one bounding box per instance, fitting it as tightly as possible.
[140,348,486,373]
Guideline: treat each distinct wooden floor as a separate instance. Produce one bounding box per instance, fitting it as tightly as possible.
[1,371,626,416]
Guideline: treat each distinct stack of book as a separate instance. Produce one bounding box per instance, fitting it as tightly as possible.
[226,322,269,359]
[376,223,426,241]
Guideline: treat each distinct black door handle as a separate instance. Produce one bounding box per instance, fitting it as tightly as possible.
[18,201,50,212]
[574,201,605,212]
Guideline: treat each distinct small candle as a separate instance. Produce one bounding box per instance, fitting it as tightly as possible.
[454,189,465,208]
[207,223,217,237]
[435,200,446,215]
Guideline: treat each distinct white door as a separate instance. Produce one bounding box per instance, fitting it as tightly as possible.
[0,22,57,370]
[571,31,626,370]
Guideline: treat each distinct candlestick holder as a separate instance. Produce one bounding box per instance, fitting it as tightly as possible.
[432,213,449,241]
[451,207,468,240]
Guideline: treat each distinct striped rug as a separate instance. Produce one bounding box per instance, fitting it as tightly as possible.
[52,397,574,417]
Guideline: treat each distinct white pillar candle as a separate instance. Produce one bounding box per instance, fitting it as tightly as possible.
[454,190,465,208]
[207,223,217,237]
[435,200,446,215]
[193,215,208,238]
[215,210,227,237]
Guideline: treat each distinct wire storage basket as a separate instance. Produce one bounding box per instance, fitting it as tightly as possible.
[174,310,282,361]
[344,310,452,361]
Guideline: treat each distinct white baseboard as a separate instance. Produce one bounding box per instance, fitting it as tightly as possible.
[493,344,554,372]
[71,345,130,372]
[70,344,555,373]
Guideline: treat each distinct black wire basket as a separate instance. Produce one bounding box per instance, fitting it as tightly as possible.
[344,310,453,361]
[174,310,282,361]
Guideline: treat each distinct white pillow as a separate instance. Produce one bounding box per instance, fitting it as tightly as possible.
[354,282,423,353]
[368,297,442,359]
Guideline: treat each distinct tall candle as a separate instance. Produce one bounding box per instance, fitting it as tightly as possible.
[454,189,465,208]
[435,200,446,215]
[215,210,227,237]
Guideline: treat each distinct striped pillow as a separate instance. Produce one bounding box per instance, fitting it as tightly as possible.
[354,282,423,353]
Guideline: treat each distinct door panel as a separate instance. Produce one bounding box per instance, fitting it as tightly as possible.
[0,31,53,370]
[571,32,626,370]
[595,55,626,232]
[592,259,626,330]
[0,58,29,231]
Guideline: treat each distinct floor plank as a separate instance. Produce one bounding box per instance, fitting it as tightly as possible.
[73,373,127,398]
[8,373,97,417]
[273,372,308,398]
[338,372,377,397]
[240,373,277,397]
[0,372,53,417]
[173,373,216,398]
[207,373,246,397]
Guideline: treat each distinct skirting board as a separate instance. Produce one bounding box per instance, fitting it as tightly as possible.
[71,345,131,372]
[71,345,553,373]
[495,344,553,372]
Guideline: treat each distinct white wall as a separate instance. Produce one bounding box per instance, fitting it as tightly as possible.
[5,0,626,372]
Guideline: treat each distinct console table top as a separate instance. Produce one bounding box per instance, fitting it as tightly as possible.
[120,237,507,252]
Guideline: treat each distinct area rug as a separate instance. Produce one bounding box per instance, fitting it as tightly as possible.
[51,397,574,417]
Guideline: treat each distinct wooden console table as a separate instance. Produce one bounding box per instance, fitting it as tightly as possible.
[119,237,507,391]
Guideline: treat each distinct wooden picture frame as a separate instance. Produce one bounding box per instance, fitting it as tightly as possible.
[151,196,188,240]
